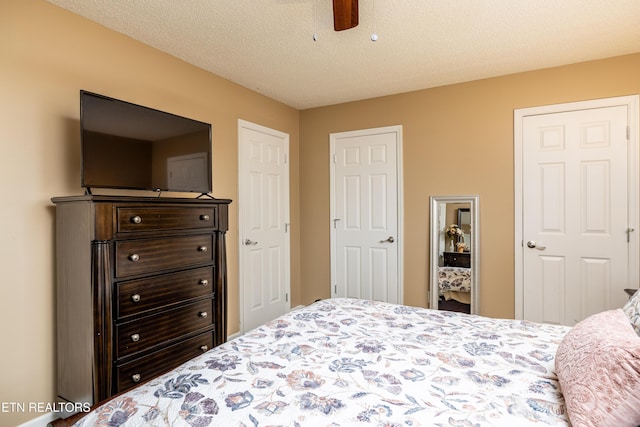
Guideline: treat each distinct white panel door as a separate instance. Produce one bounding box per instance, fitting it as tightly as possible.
[330,126,403,304]
[167,152,209,192]
[521,104,634,326]
[238,120,290,332]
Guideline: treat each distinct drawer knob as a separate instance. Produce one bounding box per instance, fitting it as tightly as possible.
[130,215,142,224]
[131,294,141,303]
[199,311,208,318]
[128,254,140,262]
[198,246,208,253]
[200,345,209,352]
[131,373,141,383]
[200,214,210,221]
[131,333,140,342]
[198,279,209,286]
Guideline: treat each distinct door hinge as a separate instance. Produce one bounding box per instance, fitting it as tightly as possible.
[285,293,289,302]
[333,218,341,228]
[285,222,290,233]
[333,154,337,163]
[284,153,288,163]
[334,284,337,294]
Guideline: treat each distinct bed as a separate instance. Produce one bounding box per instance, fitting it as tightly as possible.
[57,296,640,427]
[437,266,471,305]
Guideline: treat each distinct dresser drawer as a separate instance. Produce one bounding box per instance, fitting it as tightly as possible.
[117,206,216,233]
[116,267,214,320]
[116,331,214,393]
[116,299,214,358]
[115,235,213,278]
[443,252,471,268]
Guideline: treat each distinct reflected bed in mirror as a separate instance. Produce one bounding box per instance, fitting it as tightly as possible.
[429,195,479,315]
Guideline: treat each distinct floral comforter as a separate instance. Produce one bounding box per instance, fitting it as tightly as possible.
[74,298,571,427]
[438,266,471,293]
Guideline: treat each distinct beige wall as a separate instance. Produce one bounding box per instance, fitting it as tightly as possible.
[299,53,640,315]
[0,1,300,425]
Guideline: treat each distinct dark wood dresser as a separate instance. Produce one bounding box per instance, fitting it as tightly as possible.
[443,251,471,268]
[52,195,231,405]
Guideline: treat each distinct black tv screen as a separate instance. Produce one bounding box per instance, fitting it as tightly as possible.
[80,90,212,194]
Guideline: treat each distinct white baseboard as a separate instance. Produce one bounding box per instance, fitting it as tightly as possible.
[232,305,307,338]
[17,411,57,427]
[227,330,242,341]
[15,403,81,427]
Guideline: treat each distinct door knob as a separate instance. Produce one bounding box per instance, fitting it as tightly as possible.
[526,240,546,250]
[379,236,395,243]
[244,238,258,246]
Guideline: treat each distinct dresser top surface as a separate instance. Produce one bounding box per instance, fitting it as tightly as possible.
[51,194,232,205]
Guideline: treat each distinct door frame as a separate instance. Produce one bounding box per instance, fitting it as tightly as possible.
[238,119,291,334]
[514,95,639,319]
[329,125,404,303]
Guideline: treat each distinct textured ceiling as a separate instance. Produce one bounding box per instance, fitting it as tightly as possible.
[46,0,640,110]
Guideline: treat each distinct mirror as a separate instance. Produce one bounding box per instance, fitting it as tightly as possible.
[429,195,479,314]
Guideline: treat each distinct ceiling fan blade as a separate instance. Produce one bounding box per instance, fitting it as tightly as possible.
[333,0,358,31]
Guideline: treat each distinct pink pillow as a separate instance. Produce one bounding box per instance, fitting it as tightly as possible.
[555,309,640,427]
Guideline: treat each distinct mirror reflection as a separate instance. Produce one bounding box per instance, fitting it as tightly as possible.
[429,195,479,315]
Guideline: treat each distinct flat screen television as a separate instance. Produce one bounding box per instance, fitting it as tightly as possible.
[80,90,212,195]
